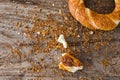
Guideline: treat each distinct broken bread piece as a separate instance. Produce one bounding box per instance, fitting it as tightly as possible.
[57,34,67,48]
[59,53,83,73]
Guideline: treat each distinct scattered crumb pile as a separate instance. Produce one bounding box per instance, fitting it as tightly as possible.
[23,13,116,73]
[24,14,113,55]
[25,14,80,54]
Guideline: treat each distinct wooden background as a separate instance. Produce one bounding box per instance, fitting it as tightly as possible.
[0,0,120,80]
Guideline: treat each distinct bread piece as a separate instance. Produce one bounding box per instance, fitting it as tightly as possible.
[57,34,67,48]
[59,53,83,73]
[68,0,120,31]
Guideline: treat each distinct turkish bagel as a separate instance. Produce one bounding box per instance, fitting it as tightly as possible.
[68,0,120,30]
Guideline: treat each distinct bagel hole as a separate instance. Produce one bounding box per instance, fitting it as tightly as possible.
[84,0,115,14]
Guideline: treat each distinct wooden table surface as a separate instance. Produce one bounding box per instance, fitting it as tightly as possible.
[0,0,120,80]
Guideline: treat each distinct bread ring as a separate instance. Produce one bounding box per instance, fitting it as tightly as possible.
[68,0,120,30]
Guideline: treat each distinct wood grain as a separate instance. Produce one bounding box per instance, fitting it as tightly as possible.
[0,0,120,80]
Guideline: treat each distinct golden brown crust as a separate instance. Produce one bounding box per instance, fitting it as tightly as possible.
[68,0,120,31]
[68,0,79,17]
[68,0,95,30]
[75,3,95,29]
[59,53,83,72]
[114,0,120,11]
[61,55,74,66]
[60,53,83,67]
[107,11,120,21]
[90,10,117,30]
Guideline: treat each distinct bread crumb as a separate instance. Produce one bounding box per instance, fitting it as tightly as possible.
[89,31,94,35]
[57,34,67,48]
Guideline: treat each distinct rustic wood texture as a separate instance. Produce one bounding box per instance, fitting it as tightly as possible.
[0,0,120,80]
